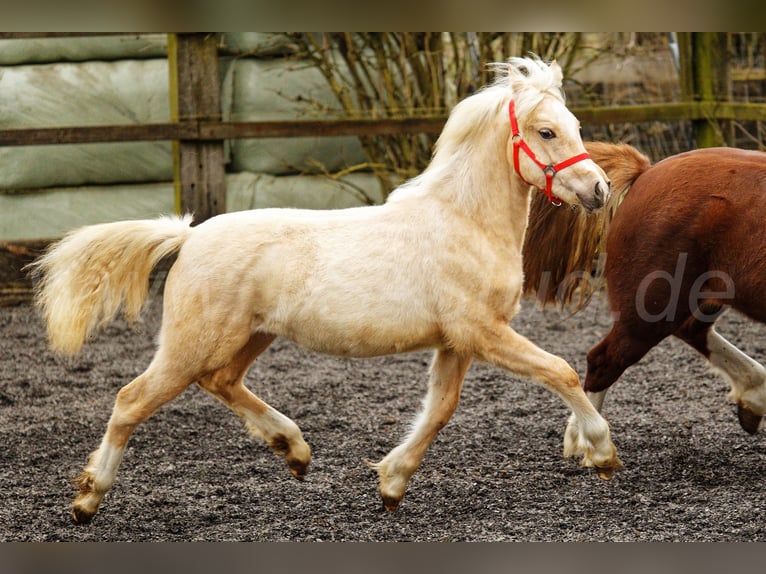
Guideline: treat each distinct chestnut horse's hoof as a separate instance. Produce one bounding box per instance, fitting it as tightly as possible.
[737,403,762,435]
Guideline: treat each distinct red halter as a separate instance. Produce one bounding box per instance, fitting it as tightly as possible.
[508,99,591,206]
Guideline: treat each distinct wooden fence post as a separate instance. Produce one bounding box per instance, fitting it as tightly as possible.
[168,33,226,223]
[678,32,729,148]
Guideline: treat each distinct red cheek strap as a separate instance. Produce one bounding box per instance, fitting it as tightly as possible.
[509,99,591,206]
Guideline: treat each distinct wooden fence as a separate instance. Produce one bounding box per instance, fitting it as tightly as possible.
[2,33,766,221]
[1,32,765,301]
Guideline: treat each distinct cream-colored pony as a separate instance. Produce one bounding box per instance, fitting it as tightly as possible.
[31,56,619,524]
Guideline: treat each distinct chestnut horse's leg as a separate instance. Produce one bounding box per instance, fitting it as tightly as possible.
[196,332,311,479]
[474,322,622,479]
[370,348,472,511]
[675,315,766,434]
[581,320,670,413]
[72,353,195,524]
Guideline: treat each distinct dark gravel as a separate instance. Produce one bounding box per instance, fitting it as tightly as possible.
[2,292,765,542]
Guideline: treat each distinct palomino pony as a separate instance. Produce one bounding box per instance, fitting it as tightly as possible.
[31,57,617,524]
[524,141,766,443]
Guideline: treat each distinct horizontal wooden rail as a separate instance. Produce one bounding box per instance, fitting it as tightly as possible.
[200,117,448,139]
[573,101,766,124]
[0,123,193,146]
[1,102,765,148]
[0,32,143,39]
[0,117,449,147]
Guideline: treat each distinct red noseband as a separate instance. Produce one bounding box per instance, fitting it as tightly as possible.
[508,99,591,206]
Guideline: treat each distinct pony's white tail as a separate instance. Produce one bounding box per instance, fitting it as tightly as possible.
[29,215,194,356]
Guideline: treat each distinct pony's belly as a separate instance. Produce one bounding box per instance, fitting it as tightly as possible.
[291,335,438,358]
[268,312,442,358]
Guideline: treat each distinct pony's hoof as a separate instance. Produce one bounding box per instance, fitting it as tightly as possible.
[381,494,401,512]
[596,467,616,480]
[593,456,623,480]
[72,505,95,524]
[288,460,309,481]
[737,403,762,435]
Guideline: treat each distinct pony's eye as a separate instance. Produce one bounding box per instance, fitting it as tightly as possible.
[539,128,556,140]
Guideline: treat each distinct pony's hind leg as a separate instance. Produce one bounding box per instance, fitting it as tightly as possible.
[675,315,766,434]
[475,322,622,479]
[72,357,193,524]
[196,333,311,480]
[370,348,472,511]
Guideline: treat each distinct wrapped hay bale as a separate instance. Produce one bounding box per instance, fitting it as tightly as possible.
[227,171,385,212]
[1,171,386,241]
[0,34,167,65]
[0,59,172,190]
[226,57,366,175]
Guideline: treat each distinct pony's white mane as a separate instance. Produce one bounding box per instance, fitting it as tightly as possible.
[489,56,565,114]
[390,56,564,203]
[438,56,565,153]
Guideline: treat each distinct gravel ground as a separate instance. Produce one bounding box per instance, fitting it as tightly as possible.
[2,292,766,542]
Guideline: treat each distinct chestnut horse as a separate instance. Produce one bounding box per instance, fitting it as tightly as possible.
[524,141,766,441]
[30,57,617,524]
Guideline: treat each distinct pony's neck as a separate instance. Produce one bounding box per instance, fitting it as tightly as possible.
[422,112,533,252]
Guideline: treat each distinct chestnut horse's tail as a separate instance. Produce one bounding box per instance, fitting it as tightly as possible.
[29,215,194,356]
[522,141,651,309]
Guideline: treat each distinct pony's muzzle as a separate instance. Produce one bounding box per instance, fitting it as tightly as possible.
[579,179,609,212]
[594,179,610,207]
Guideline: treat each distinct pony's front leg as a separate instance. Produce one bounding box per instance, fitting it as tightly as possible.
[585,389,608,412]
[475,322,622,479]
[370,349,472,511]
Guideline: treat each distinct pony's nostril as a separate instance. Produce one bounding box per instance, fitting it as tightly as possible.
[594,182,604,201]
[595,180,610,201]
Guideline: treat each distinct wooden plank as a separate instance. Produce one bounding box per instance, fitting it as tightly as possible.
[571,102,701,125]
[713,102,766,122]
[0,32,142,39]
[169,33,226,222]
[2,103,766,148]
[0,123,193,146]
[569,101,766,125]
[677,32,729,147]
[0,118,448,147]
[198,117,448,139]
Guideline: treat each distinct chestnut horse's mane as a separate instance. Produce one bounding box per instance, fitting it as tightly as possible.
[522,141,652,308]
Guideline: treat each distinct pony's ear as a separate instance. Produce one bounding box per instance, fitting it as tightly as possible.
[548,60,563,84]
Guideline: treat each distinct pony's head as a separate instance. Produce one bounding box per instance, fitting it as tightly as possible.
[496,57,610,212]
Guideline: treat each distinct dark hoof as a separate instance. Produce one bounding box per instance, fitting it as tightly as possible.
[288,459,309,481]
[737,403,762,435]
[72,506,94,525]
[380,494,401,512]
